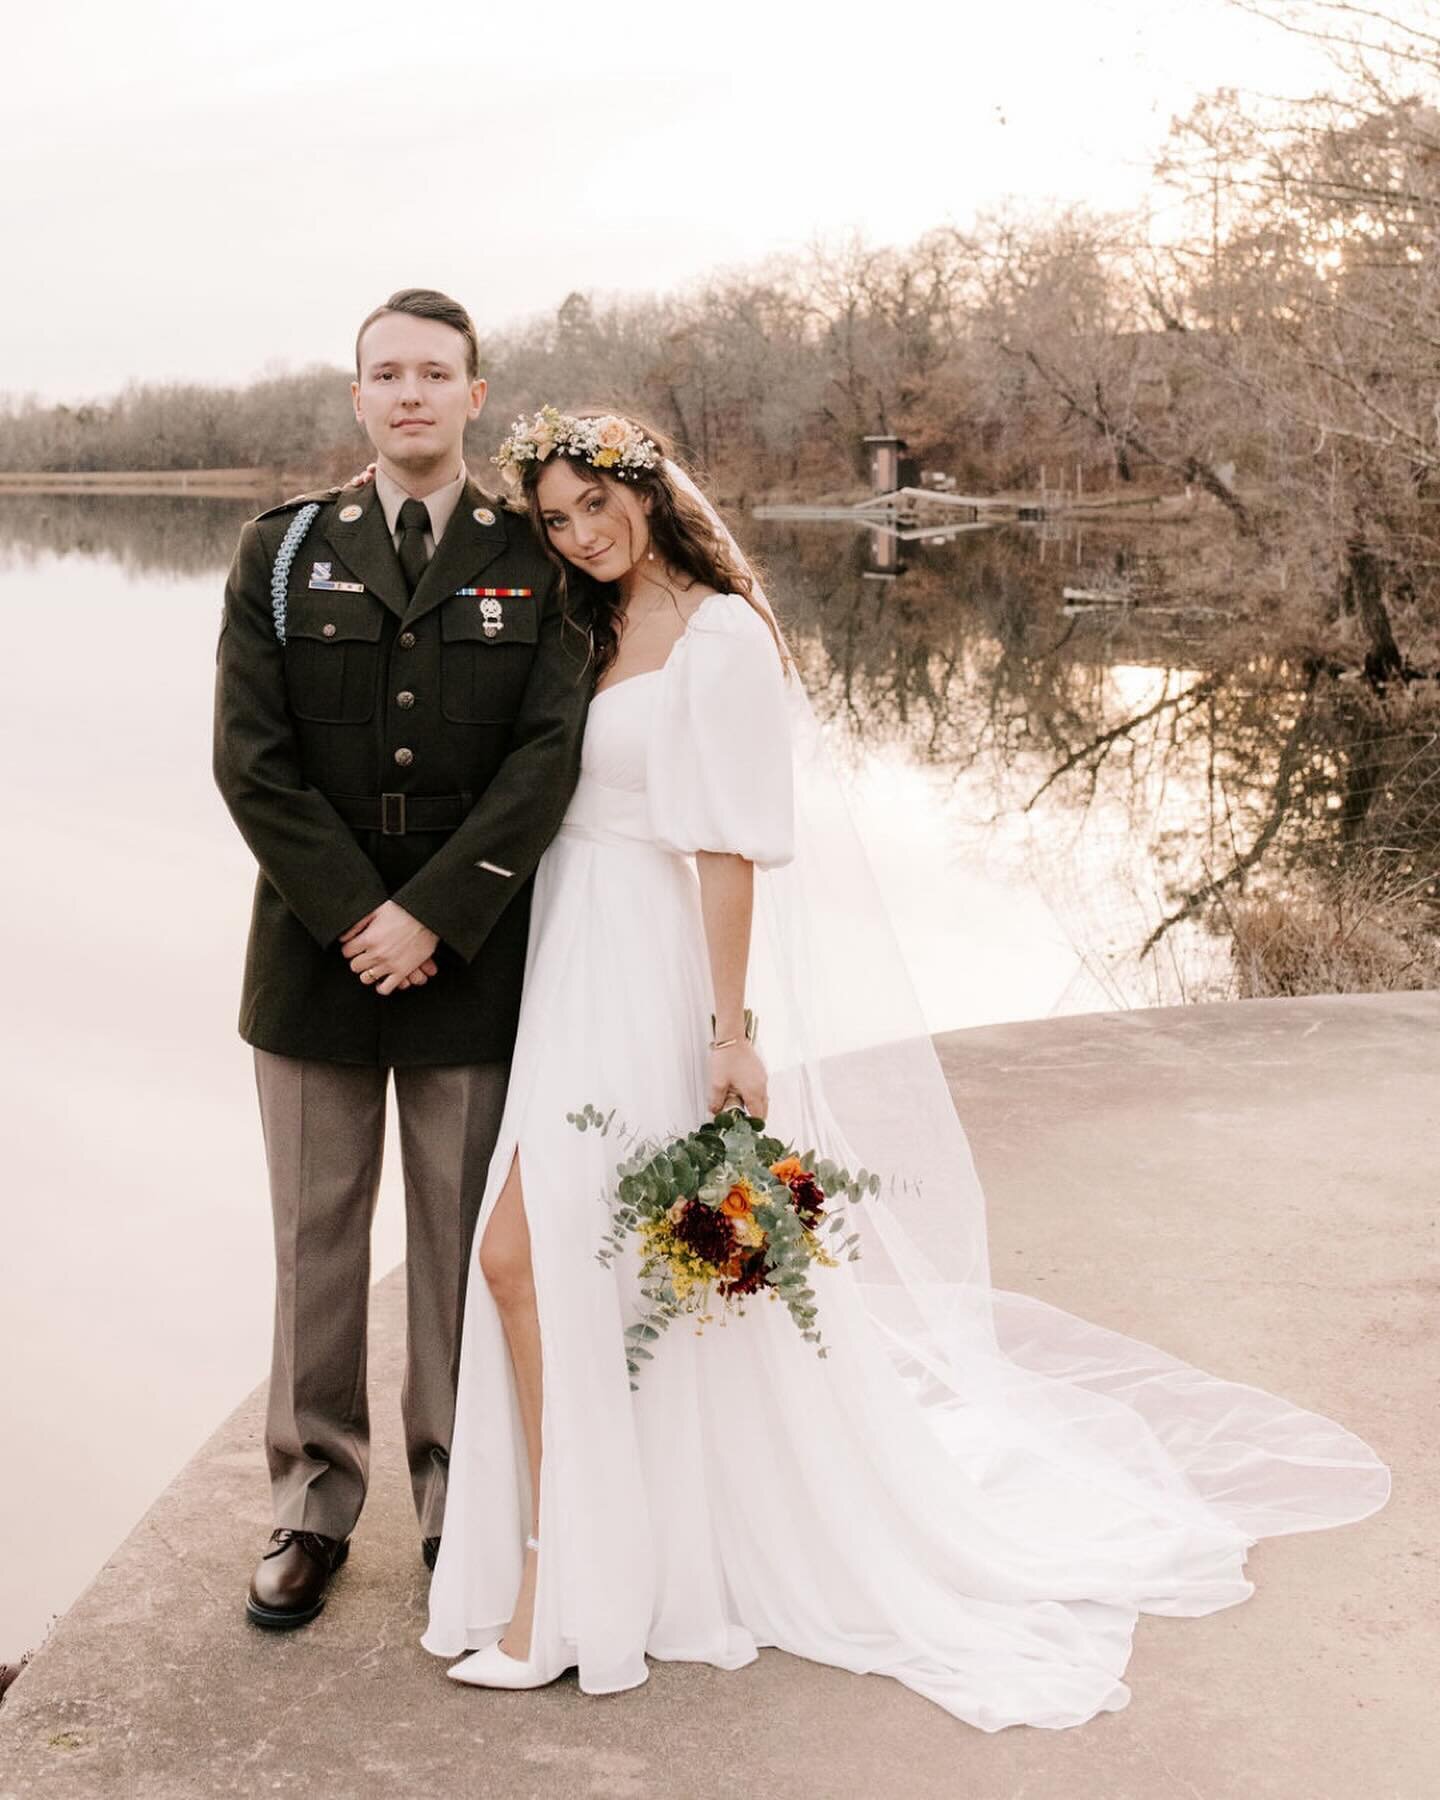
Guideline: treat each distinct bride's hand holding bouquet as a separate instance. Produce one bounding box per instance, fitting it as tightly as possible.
[708,1032,768,1119]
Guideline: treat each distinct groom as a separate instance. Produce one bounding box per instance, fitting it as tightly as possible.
[214,288,590,1628]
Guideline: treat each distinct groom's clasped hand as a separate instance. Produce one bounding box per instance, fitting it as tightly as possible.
[339,900,440,994]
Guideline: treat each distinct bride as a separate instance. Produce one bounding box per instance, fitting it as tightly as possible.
[420,407,1388,1729]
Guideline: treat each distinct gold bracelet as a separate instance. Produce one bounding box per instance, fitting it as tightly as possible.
[709,1008,758,1051]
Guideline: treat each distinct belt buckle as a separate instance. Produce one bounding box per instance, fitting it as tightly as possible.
[380,792,407,836]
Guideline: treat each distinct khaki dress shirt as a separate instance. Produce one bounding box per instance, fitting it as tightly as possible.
[374,464,470,559]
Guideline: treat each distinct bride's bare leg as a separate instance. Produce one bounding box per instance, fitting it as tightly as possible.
[477,1154,542,1660]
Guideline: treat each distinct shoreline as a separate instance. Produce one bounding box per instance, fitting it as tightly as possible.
[0,469,282,499]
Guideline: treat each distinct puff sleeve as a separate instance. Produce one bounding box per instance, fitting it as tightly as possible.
[647,594,795,869]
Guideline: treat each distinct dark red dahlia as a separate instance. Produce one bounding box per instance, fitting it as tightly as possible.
[671,1198,737,1268]
[788,1174,825,1227]
[718,1247,769,1298]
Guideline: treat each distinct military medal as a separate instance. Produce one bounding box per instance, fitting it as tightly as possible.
[450,586,530,637]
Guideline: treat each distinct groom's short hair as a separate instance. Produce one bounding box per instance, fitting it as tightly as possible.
[355,288,482,382]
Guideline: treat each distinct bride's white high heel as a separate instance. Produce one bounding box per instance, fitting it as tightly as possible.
[446,1537,564,1691]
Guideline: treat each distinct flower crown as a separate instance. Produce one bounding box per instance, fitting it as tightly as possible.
[493,406,661,484]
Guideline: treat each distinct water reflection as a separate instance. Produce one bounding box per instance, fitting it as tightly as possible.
[2,492,1433,1018]
[748,518,1440,1008]
[0,491,259,578]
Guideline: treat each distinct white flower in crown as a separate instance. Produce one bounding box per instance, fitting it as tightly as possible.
[493,406,661,484]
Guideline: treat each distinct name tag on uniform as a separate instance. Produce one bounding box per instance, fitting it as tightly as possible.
[309,561,365,593]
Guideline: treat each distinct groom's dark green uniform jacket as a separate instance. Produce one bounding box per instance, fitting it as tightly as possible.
[213,476,591,1067]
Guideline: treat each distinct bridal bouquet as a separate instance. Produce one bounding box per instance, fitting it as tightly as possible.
[568,1103,878,1385]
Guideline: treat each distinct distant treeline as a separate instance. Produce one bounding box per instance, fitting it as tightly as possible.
[2,4,1436,671]
[0,369,364,487]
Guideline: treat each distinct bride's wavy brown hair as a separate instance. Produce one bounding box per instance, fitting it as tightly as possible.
[514,410,784,681]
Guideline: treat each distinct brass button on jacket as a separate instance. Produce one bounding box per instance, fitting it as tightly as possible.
[398,630,417,649]
[393,746,414,767]
[396,690,416,709]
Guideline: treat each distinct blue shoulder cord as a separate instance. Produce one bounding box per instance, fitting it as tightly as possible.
[269,502,322,644]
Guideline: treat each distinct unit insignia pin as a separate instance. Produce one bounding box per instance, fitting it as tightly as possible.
[338,503,363,523]
[480,596,504,638]
[473,506,496,526]
[311,561,332,581]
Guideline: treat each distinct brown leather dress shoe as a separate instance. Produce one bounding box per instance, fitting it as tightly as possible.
[245,1529,350,1631]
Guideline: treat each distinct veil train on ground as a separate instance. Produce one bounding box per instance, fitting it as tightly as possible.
[672,456,1390,1547]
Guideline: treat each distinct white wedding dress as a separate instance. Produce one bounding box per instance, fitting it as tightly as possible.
[423,592,1388,1730]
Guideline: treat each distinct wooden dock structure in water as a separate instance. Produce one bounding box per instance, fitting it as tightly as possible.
[754,486,1020,529]
[753,485,1194,533]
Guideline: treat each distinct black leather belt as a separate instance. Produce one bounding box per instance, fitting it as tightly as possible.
[326,791,470,836]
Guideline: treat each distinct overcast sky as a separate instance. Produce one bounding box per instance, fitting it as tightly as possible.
[7,0,1346,401]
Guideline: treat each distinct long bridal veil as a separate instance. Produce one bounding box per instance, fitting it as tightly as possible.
[668,457,1389,1550]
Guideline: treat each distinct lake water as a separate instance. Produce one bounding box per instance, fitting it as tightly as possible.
[0,493,1382,1660]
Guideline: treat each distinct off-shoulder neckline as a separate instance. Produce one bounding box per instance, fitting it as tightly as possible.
[590,592,738,704]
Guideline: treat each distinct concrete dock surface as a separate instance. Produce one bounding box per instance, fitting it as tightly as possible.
[2,993,1435,1799]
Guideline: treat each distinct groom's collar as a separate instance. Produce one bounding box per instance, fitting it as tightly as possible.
[374,462,469,545]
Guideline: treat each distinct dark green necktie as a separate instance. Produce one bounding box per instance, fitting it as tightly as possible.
[397,498,430,596]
